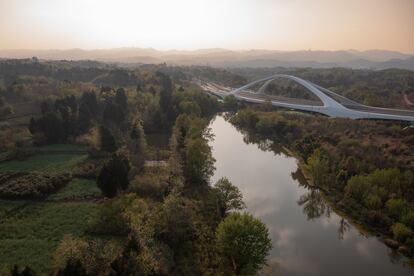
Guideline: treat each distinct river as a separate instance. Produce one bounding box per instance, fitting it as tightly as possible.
[209,115,413,276]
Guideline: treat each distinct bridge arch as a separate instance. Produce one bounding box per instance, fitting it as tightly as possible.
[229,74,344,109]
[211,74,414,122]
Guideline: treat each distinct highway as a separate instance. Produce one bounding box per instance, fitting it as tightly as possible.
[197,75,414,122]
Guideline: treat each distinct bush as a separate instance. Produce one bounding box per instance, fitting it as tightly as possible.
[364,194,382,210]
[385,198,408,220]
[88,195,135,235]
[361,209,391,229]
[401,211,414,229]
[391,223,413,243]
[129,169,169,200]
[0,172,71,199]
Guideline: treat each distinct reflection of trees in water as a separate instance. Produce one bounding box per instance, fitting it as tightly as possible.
[297,189,331,220]
[294,167,352,240]
[291,167,308,187]
[237,125,354,243]
[338,218,350,240]
[259,259,281,276]
[387,248,403,264]
[240,130,285,154]
[297,188,355,240]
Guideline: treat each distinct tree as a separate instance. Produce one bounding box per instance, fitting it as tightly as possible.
[10,266,36,276]
[40,101,51,114]
[79,91,99,117]
[184,138,215,186]
[38,112,66,143]
[213,177,245,218]
[386,198,408,220]
[97,154,130,198]
[129,121,146,170]
[77,101,93,133]
[178,101,201,117]
[55,258,87,276]
[115,88,128,109]
[306,149,332,188]
[223,95,238,110]
[153,194,196,250]
[103,101,125,126]
[158,72,173,115]
[99,126,117,153]
[391,223,413,243]
[216,213,272,275]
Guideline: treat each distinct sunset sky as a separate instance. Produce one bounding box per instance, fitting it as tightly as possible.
[0,0,413,53]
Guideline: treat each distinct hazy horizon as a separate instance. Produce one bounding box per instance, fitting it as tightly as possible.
[1,47,413,55]
[1,0,413,53]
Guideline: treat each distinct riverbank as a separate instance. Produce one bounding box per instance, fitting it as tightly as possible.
[228,109,414,260]
[209,114,414,275]
[284,145,414,260]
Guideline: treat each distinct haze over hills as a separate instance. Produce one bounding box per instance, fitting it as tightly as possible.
[0,48,413,70]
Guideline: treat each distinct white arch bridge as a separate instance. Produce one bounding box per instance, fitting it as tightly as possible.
[199,74,414,122]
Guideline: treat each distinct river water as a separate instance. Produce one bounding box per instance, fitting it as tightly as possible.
[209,115,413,276]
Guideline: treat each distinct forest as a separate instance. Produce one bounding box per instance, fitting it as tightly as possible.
[0,59,271,275]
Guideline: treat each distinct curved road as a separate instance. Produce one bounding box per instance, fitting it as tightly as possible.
[198,75,414,122]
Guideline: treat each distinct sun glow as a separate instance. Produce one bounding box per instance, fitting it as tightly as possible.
[0,0,413,52]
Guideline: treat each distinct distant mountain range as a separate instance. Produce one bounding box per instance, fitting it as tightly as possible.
[1,48,413,70]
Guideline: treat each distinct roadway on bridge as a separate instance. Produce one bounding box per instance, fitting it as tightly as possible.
[197,77,414,122]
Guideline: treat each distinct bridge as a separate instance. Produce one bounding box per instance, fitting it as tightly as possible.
[198,74,414,122]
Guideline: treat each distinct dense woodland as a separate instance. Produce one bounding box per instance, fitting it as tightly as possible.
[0,59,271,275]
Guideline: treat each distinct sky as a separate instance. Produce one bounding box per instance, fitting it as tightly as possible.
[0,0,413,53]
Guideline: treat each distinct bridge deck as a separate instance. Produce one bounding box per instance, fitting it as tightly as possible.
[198,78,414,122]
[238,91,324,106]
[345,105,414,117]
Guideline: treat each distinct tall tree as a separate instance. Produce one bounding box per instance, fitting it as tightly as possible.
[115,88,128,110]
[129,120,146,170]
[213,177,246,218]
[216,213,272,275]
[184,138,215,186]
[157,72,173,116]
[97,154,130,198]
[99,126,117,153]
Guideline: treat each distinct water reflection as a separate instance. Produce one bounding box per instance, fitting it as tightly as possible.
[297,189,331,220]
[209,115,414,276]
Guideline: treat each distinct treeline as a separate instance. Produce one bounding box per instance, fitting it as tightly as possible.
[231,108,414,254]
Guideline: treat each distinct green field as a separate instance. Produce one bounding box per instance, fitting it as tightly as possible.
[47,178,102,201]
[0,153,88,173]
[0,201,99,274]
[0,144,103,274]
[29,144,88,153]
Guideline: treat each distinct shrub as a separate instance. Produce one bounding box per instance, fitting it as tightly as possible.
[364,194,382,210]
[391,223,413,243]
[401,211,414,229]
[88,195,135,235]
[0,172,71,199]
[385,198,408,220]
